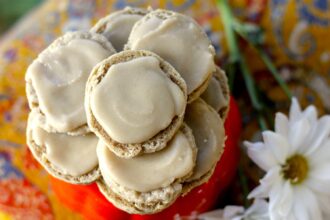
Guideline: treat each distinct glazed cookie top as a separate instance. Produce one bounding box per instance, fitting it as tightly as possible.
[26,32,115,132]
[201,76,226,112]
[28,112,99,177]
[126,9,215,96]
[201,67,229,116]
[185,99,225,181]
[97,128,196,192]
[88,52,186,144]
[91,7,148,51]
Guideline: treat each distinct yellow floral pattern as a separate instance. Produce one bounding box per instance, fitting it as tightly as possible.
[0,0,329,219]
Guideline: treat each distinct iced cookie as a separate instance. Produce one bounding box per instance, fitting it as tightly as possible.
[201,66,230,119]
[183,98,225,193]
[26,111,100,184]
[85,50,187,158]
[126,9,215,103]
[25,31,116,135]
[91,7,149,51]
[96,124,197,214]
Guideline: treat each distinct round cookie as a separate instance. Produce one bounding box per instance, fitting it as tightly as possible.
[201,66,230,119]
[125,9,215,103]
[182,98,226,194]
[91,7,149,51]
[26,110,100,184]
[96,124,197,214]
[25,31,116,135]
[85,50,187,158]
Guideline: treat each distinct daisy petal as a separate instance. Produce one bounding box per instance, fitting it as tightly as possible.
[223,206,244,218]
[245,141,278,171]
[305,178,330,195]
[302,105,317,126]
[275,113,289,138]
[293,193,309,220]
[269,193,282,220]
[248,167,281,199]
[198,206,244,220]
[293,186,322,220]
[244,199,269,220]
[262,131,289,164]
[309,163,330,180]
[286,213,296,220]
[270,181,293,218]
[309,138,330,166]
[248,185,268,200]
[289,97,302,123]
[305,115,330,156]
[317,194,330,217]
[288,118,310,154]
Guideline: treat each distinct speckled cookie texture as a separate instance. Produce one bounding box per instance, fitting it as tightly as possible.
[85,50,187,158]
[25,8,230,215]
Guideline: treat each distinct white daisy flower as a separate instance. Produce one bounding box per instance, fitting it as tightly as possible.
[198,199,269,220]
[245,98,330,220]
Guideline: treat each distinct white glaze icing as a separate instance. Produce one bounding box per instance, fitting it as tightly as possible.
[90,56,185,144]
[97,131,194,192]
[27,39,113,132]
[201,75,227,112]
[31,125,99,176]
[96,13,143,51]
[128,13,215,94]
[185,99,225,181]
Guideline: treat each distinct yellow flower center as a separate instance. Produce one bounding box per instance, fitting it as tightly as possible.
[282,154,309,185]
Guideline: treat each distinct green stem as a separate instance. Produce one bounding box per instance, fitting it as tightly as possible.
[256,47,292,99]
[257,114,268,131]
[239,58,263,111]
[217,0,240,62]
[217,0,239,92]
[218,0,268,205]
[226,62,236,92]
[232,19,292,99]
[217,0,263,111]
[238,165,249,208]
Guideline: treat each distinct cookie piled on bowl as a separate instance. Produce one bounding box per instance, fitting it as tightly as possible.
[25,7,230,214]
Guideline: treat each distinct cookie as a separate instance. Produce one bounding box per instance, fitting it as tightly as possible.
[125,9,215,103]
[26,110,100,184]
[201,66,230,119]
[96,124,197,214]
[25,31,116,135]
[85,50,187,158]
[91,7,149,51]
[182,98,226,194]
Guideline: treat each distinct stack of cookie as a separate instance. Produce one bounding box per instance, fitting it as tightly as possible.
[25,7,230,214]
